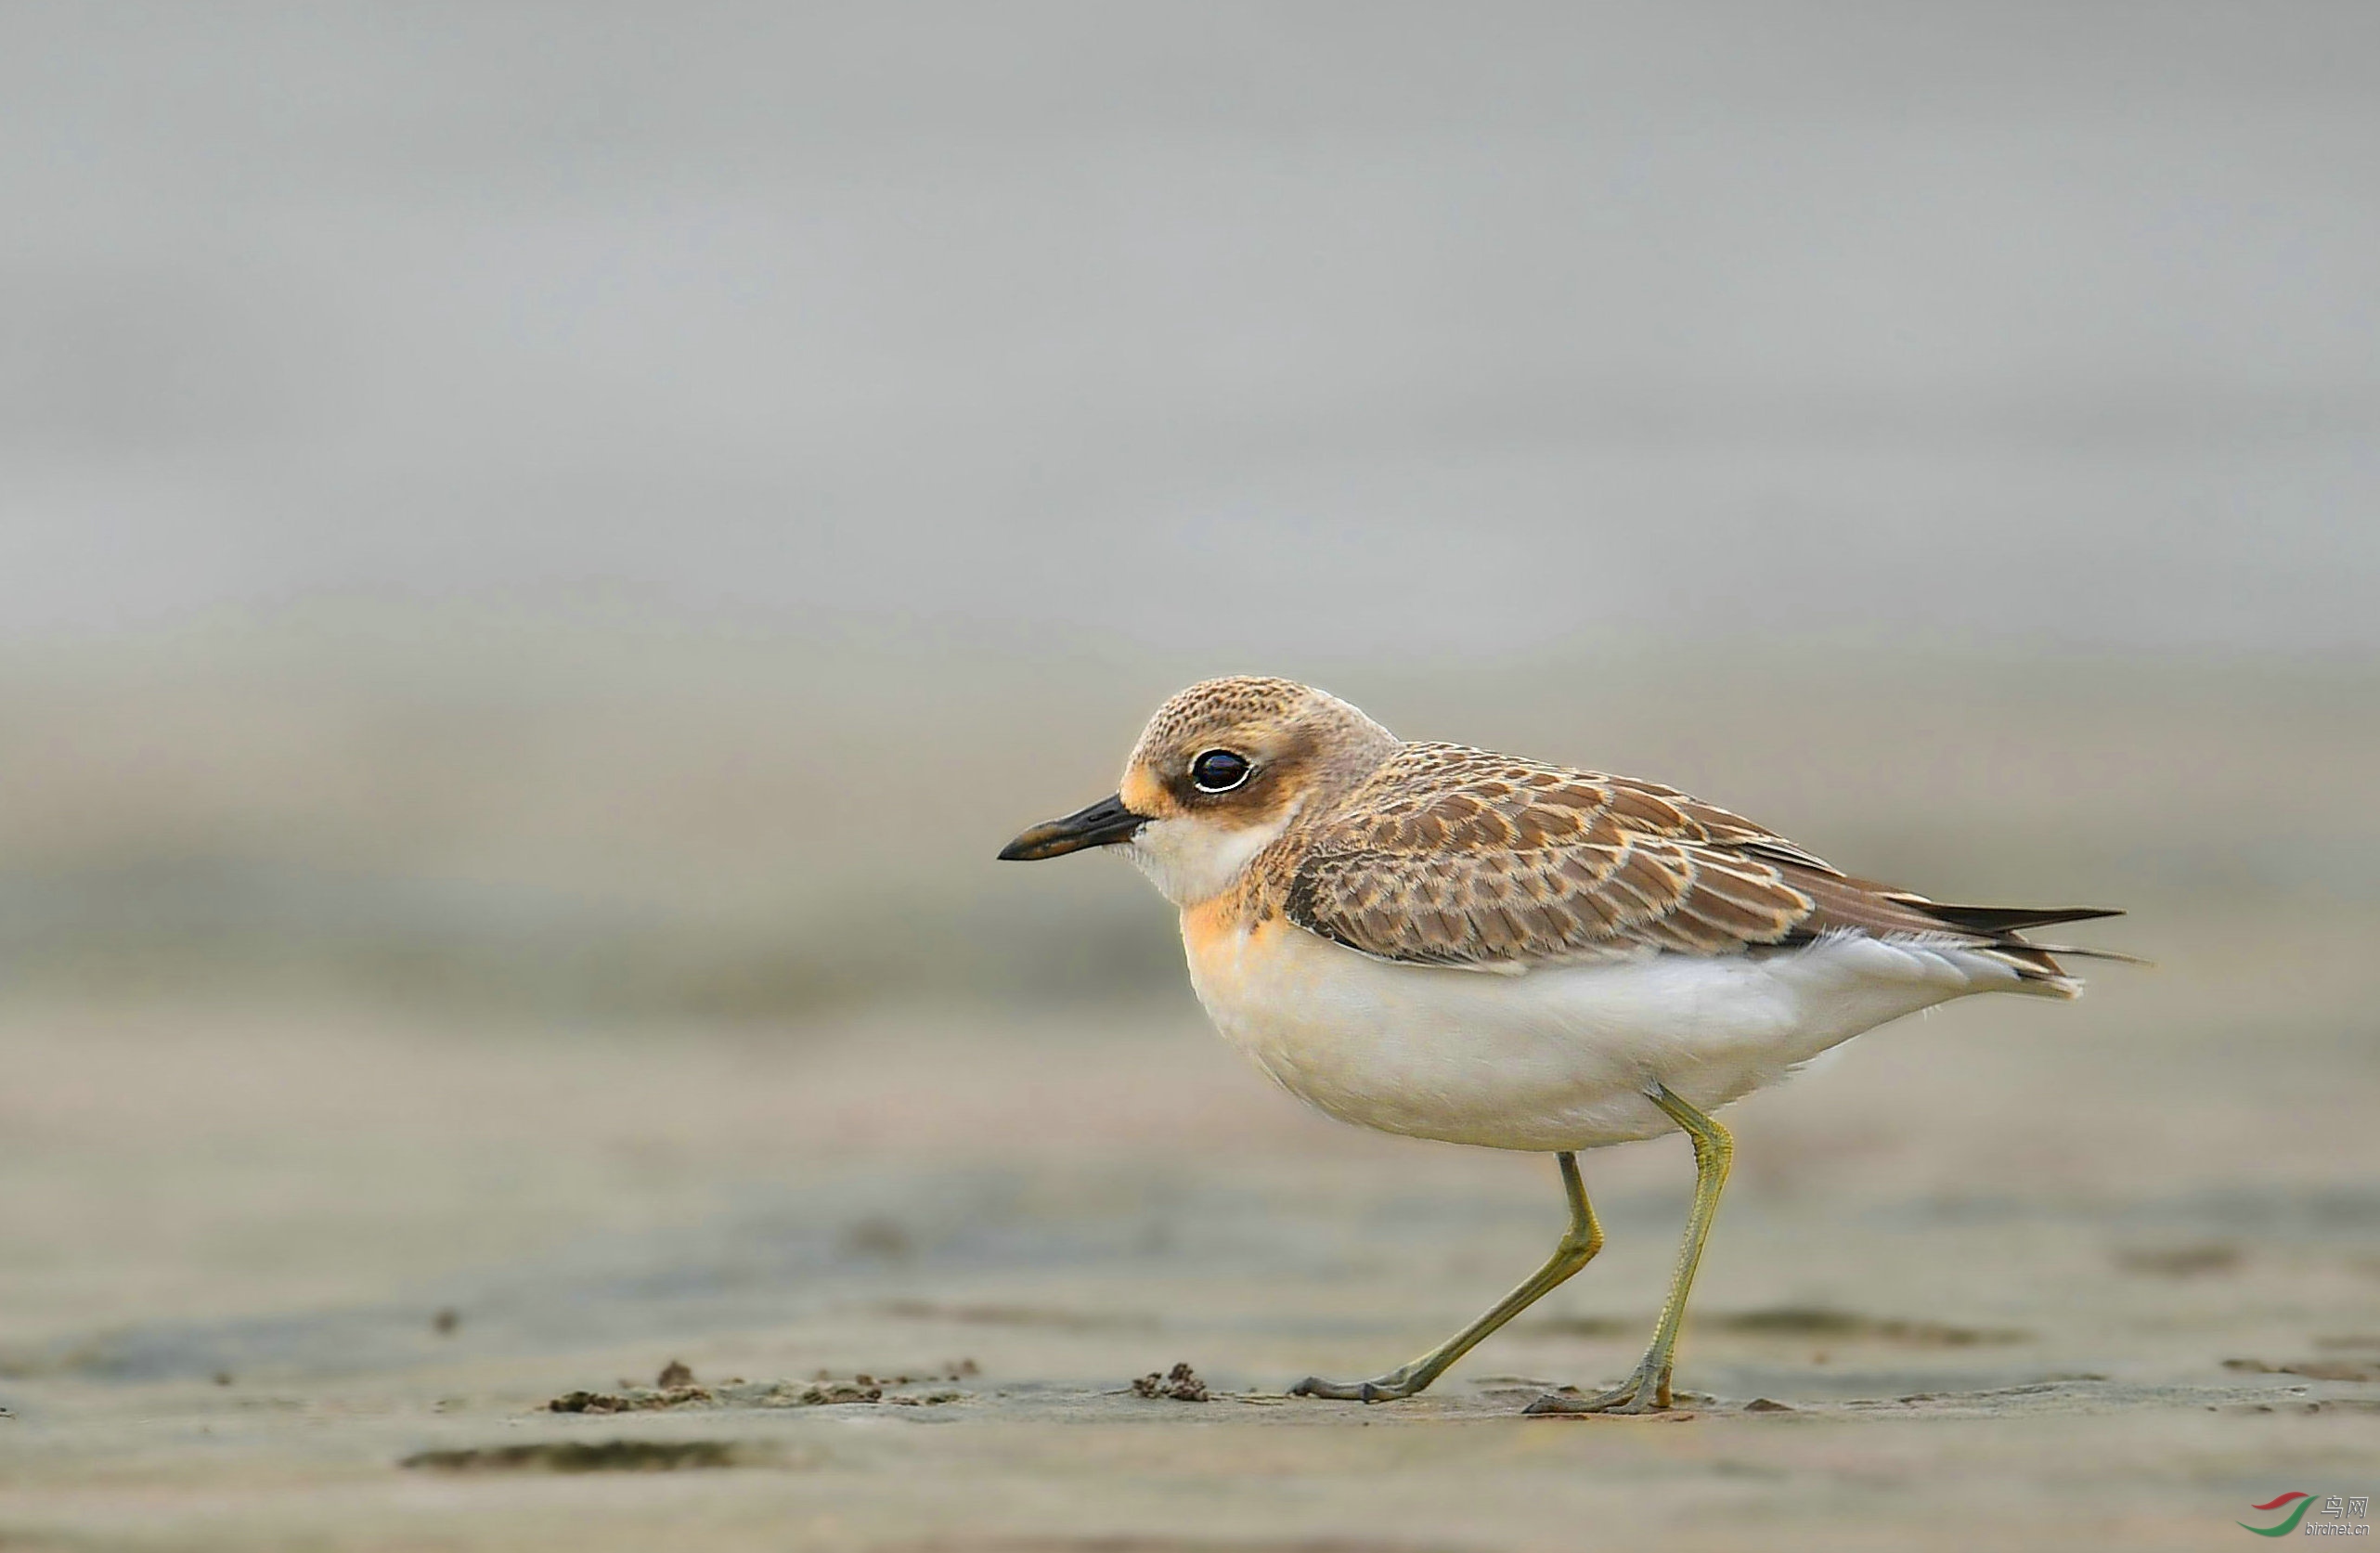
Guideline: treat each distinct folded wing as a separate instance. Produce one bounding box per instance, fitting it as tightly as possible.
[1279,743,2119,990]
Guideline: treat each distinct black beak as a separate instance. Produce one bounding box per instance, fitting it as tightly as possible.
[998,793,1148,861]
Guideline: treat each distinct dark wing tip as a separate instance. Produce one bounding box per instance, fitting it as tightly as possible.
[1908,902,2126,935]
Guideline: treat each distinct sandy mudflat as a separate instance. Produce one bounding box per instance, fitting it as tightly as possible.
[1,899,2375,1552]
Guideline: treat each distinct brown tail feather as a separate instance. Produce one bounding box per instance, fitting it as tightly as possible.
[1989,943,2075,985]
[1764,866,2131,993]
[2001,940,2150,965]
[1898,900,2126,936]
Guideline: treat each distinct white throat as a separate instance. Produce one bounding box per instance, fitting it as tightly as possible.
[1126,810,1293,907]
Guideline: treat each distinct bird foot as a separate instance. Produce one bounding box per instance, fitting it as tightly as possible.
[1287,1369,1425,1403]
[1522,1363,1673,1416]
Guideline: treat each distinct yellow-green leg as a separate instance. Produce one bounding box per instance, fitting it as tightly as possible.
[1527,1084,1733,1416]
[1290,1150,1604,1402]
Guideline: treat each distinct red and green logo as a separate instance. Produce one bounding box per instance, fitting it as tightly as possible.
[2241,1493,2315,1536]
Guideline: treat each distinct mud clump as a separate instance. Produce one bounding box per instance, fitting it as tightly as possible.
[546,1373,964,1413]
[549,1385,721,1414]
[1132,1362,1209,1401]
[799,1379,888,1404]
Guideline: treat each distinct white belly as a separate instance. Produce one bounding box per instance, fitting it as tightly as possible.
[1184,919,2030,1150]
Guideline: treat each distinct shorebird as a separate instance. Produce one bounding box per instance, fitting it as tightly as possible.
[999,677,2124,1412]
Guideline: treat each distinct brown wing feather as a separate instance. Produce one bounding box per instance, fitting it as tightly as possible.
[1280,744,1815,967]
[1279,744,2113,984]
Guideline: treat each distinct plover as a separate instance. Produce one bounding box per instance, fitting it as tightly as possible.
[999,677,2123,1412]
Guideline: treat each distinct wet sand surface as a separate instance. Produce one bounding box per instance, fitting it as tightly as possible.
[2,905,2375,1552]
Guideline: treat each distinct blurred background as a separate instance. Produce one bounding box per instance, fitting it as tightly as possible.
[1,5,2375,1549]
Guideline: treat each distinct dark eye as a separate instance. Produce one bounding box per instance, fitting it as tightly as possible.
[1189,749,1252,793]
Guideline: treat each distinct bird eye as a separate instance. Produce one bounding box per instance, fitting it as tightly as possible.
[1189,749,1252,793]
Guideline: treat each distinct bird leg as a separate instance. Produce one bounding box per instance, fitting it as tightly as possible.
[1526,1083,1732,1415]
[1290,1150,1603,1402]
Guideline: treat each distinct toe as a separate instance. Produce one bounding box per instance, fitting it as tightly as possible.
[1522,1370,1672,1416]
[1290,1373,1425,1402]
